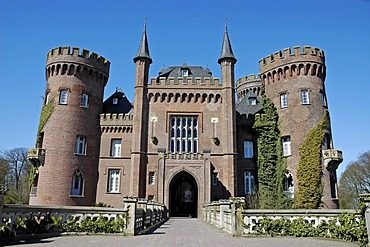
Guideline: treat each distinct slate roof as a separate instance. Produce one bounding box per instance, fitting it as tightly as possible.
[236,92,263,116]
[133,23,152,64]
[158,64,213,79]
[102,88,133,114]
[218,25,237,64]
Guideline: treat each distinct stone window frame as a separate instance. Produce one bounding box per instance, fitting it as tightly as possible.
[70,169,84,197]
[244,171,255,195]
[111,139,122,157]
[75,135,86,155]
[107,169,121,193]
[58,88,70,105]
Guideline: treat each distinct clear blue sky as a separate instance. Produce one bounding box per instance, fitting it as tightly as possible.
[0,0,369,178]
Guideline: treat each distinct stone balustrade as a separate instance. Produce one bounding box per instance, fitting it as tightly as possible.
[0,194,167,236]
[203,197,368,241]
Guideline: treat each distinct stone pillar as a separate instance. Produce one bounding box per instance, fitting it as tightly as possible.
[147,201,155,225]
[359,194,370,247]
[219,199,231,230]
[230,197,245,237]
[123,197,138,235]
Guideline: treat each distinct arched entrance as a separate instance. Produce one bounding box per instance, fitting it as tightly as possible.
[169,171,198,218]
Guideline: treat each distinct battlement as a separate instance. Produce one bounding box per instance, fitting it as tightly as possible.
[100,113,133,121]
[46,47,110,75]
[259,46,325,72]
[236,74,261,87]
[150,76,220,87]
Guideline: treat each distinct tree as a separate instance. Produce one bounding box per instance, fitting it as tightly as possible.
[339,151,370,209]
[1,147,31,204]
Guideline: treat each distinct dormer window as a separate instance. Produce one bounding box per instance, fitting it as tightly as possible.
[182,69,189,77]
[248,97,257,105]
[112,98,118,105]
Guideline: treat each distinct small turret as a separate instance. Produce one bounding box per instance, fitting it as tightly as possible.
[218,24,237,64]
[133,21,152,64]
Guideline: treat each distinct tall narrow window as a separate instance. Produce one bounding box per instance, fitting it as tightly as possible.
[170,116,198,153]
[282,136,291,156]
[280,93,288,108]
[321,92,327,107]
[112,98,118,105]
[75,136,86,155]
[111,139,121,157]
[243,141,253,158]
[212,173,218,186]
[330,172,338,199]
[284,171,294,198]
[244,171,255,195]
[81,93,89,108]
[71,170,83,196]
[59,89,68,104]
[149,172,155,185]
[108,169,120,193]
[301,90,309,104]
[44,91,50,105]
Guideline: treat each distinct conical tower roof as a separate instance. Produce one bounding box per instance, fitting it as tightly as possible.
[133,22,152,64]
[218,24,237,64]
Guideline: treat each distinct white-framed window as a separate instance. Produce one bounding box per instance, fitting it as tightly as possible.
[71,170,83,196]
[111,139,122,157]
[75,136,86,155]
[182,69,189,77]
[212,173,218,186]
[59,89,68,104]
[243,141,254,158]
[44,91,50,105]
[112,98,118,105]
[280,93,288,108]
[284,171,294,198]
[81,93,89,108]
[170,116,198,153]
[108,169,120,193]
[301,90,309,104]
[282,136,291,156]
[244,171,255,195]
[248,97,257,105]
[149,172,155,185]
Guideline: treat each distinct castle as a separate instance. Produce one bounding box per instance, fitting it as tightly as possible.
[28,24,343,217]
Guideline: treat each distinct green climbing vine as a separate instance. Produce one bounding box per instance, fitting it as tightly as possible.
[28,99,55,189]
[253,89,287,209]
[36,100,54,146]
[296,110,330,209]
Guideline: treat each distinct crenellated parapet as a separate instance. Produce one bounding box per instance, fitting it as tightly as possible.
[150,76,220,87]
[236,74,262,100]
[46,47,110,85]
[259,46,326,85]
[148,92,222,104]
[99,113,133,133]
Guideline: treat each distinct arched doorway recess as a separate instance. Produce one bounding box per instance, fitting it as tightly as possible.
[169,171,198,218]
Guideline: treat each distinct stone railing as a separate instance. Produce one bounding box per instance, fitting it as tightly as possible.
[0,194,167,236]
[203,197,368,242]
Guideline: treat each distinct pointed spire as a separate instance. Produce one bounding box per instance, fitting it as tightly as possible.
[133,18,152,64]
[218,20,237,64]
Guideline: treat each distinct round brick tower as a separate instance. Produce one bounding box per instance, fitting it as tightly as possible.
[29,47,110,206]
[259,46,340,209]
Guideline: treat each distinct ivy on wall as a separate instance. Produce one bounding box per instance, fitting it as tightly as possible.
[296,110,330,209]
[29,99,54,189]
[36,100,54,146]
[253,90,287,209]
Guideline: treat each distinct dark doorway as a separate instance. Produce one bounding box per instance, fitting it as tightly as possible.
[169,171,198,218]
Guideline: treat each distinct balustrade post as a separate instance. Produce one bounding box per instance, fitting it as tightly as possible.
[359,194,370,247]
[123,197,138,235]
[147,201,155,225]
[219,199,231,230]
